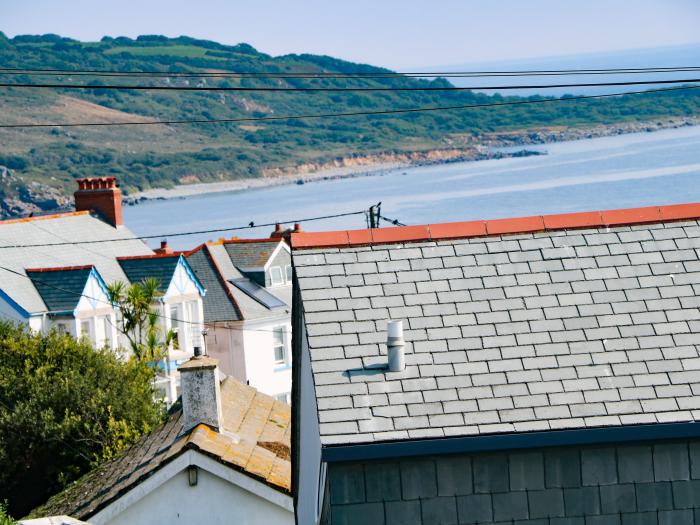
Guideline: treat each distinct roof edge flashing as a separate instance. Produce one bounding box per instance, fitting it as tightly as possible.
[321,421,700,462]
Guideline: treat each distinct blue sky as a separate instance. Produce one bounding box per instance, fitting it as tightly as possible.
[2,0,699,69]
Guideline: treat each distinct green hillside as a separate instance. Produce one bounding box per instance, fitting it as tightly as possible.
[1,32,699,217]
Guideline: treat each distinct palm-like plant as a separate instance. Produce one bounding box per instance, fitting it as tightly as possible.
[106,278,175,363]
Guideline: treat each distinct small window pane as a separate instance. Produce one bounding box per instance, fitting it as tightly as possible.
[270,266,284,286]
[273,327,286,364]
[285,265,293,282]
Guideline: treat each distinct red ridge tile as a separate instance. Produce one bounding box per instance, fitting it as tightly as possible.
[347,229,373,245]
[486,216,545,235]
[290,231,349,248]
[25,264,94,273]
[429,220,487,240]
[543,211,603,230]
[601,206,661,226]
[370,225,431,244]
[659,203,700,221]
[289,202,700,250]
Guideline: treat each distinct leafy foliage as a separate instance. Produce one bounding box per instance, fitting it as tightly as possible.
[106,278,174,362]
[0,320,164,518]
[1,34,699,212]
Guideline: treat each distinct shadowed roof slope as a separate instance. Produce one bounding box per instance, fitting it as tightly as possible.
[29,377,292,521]
[292,203,700,446]
[224,239,280,269]
[25,266,96,313]
[185,245,242,322]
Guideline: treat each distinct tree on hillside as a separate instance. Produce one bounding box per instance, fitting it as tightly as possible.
[106,277,175,362]
[0,320,164,518]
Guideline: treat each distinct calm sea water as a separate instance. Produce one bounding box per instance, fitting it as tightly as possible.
[124,125,700,250]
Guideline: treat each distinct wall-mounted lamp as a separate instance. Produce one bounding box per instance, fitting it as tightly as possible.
[188,465,198,487]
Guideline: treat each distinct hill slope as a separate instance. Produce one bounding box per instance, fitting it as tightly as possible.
[1,32,700,218]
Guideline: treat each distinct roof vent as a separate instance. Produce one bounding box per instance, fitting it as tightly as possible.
[387,320,405,372]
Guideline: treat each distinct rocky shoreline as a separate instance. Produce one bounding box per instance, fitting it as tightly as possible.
[126,116,700,204]
[2,117,699,218]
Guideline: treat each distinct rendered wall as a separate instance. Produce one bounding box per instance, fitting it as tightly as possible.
[243,317,292,398]
[104,468,292,525]
[326,438,700,524]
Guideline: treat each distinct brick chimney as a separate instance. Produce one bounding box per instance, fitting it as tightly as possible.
[270,223,302,244]
[74,177,123,227]
[154,240,173,255]
[179,355,223,433]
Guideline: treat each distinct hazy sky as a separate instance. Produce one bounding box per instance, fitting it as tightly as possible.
[2,0,700,69]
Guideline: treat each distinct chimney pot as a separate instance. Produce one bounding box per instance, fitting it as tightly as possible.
[154,240,173,255]
[386,320,405,372]
[294,223,302,232]
[179,356,223,433]
[74,177,123,227]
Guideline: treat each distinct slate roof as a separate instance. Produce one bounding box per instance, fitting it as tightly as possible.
[30,376,292,521]
[117,254,181,291]
[25,266,95,313]
[0,211,152,314]
[186,241,291,323]
[224,239,280,269]
[186,245,242,322]
[291,203,700,446]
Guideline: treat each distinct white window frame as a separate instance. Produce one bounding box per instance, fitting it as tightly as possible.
[80,319,92,340]
[270,266,284,287]
[274,392,291,404]
[273,326,288,366]
[285,264,293,283]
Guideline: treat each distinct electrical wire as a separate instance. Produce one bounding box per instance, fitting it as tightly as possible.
[1,84,698,130]
[0,263,287,335]
[2,65,700,78]
[1,77,699,92]
[379,215,407,227]
[0,209,367,249]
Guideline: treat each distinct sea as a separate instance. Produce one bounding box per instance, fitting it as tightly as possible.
[123,125,700,250]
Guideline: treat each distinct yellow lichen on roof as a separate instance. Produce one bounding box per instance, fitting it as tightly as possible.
[185,377,292,493]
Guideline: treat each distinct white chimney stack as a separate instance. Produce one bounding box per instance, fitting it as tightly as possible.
[179,355,223,433]
[387,320,405,372]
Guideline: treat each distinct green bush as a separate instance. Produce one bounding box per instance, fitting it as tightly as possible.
[0,321,164,518]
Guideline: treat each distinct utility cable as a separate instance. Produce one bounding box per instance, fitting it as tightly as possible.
[0,209,366,249]
[2,65,700,78]
[0,264,287,335]
[1,77,699,92]
[1,84,698,130]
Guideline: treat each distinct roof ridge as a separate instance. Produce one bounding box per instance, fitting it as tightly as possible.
[0,210,90,226]
[116,253,179,261]
[25,264,94,273]
[291,202,700,249]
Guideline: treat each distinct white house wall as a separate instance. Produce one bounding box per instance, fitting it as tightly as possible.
[74,273,117,349]
[243,317,292,400]
[97,459,293,525]
[0,292,29,324]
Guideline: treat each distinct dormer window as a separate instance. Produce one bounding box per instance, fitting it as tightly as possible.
[270,266,284,287]
[285,264,292,282]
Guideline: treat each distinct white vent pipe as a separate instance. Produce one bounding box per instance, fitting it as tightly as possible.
[387,320,405,372]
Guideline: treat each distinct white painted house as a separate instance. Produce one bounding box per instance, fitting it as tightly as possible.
[0,177,206,404]
[28,356,294,525]
[0,177,153,341]
[186,237,293,402]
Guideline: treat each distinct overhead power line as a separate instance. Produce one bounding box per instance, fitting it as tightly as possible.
[1,84,697,130]
[0,264,283,334]
[1,65,700,79]
[1,77,699,92]
[0,208,367,249]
